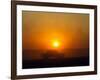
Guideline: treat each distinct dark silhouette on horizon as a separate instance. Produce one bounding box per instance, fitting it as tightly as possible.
[22,49,89,69]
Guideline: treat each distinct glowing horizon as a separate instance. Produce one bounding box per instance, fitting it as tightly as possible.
[22,11,89,51]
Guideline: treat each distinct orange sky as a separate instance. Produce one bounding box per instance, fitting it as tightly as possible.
[22,11,89,51]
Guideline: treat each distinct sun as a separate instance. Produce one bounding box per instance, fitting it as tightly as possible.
[52,41,60,48]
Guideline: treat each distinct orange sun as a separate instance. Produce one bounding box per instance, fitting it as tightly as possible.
[52,40,60,48]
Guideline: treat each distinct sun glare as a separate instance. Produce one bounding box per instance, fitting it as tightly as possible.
[52,41,60,48]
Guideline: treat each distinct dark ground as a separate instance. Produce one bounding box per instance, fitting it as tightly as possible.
[22,49,89,69]
[22,57,89,69]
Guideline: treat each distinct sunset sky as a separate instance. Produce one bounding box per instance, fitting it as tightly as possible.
[22,11,89,51]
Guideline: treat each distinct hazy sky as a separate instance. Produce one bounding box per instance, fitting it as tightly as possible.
[22,11,89,50]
